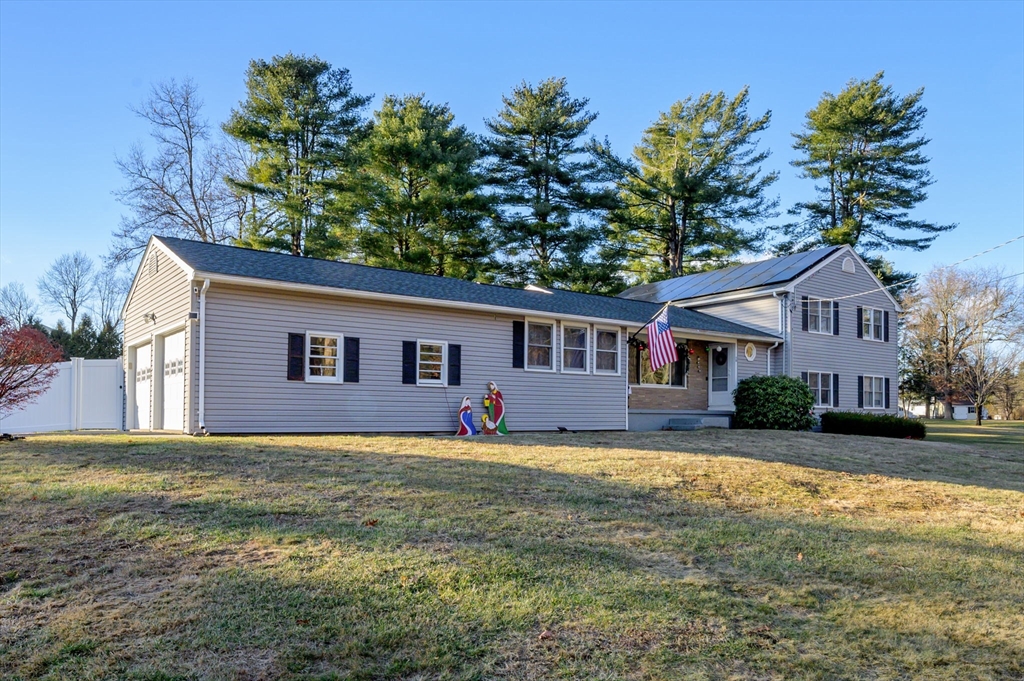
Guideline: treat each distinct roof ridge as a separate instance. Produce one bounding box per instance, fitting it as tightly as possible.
[156,235,635,305]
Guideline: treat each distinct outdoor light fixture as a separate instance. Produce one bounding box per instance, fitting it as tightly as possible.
[143,312,157,323]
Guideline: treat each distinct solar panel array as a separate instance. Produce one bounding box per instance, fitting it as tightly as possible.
[618,246,842,303]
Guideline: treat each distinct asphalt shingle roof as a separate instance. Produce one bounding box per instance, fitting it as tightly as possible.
[157,237,778,339]
[618,246,842,302]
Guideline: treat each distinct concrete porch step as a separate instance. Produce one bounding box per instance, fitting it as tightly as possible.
[666,417,707,431]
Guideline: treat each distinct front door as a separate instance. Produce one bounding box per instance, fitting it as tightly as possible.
[708,345,733,410]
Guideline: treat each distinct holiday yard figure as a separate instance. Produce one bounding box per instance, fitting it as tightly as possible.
[482,381,509,435]
[481,414,499,435]
[455,396,477,436]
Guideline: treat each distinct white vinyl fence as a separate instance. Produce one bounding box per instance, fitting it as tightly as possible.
[0,358,124,434]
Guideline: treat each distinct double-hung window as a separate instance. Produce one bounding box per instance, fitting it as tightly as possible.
[307,333,341,382]
[805,371,833,407]
[863,375,885,409]
[526,320,555,371]
[594,328,620,375]
[862,308,884,341]
[417,340,447,386]
[808,298,833,334]
[562,325,589,373]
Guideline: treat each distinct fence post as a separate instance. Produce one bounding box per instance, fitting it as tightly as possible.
[71,357,84,431]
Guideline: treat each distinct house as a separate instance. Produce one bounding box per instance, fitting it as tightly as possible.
[619,245,900,420]
[908,402,987,420]
[121,237,898,434]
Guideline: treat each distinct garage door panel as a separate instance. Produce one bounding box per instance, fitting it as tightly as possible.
[162,331,185,432]
[135,343,152,430]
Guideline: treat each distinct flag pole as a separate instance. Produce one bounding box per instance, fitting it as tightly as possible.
[628,300,674,343]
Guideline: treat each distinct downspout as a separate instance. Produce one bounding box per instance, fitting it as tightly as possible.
[766,341,781,376]
[198,279,210,433]
[771,291,787,376]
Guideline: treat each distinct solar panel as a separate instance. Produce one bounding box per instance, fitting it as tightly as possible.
[619,247,841,302]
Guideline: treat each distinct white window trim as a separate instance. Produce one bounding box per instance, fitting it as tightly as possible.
[862,307,884,342]
[416,339,448,387]
[863,374,885,410]
[306,331,343,384]
[593,326,622,376]
[804,370,834,408]
[807,298,834,335]
[524,317,557,373]
[628,335,687,389]
[560,323,590,374]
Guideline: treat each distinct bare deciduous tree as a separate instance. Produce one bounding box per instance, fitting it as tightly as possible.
[994,363,1024,420]
[38,252,95,332]
[92,266,133,327]
[111,78,235,263]
[0,282,39,328]
[958,343,1022,425]
[903,266,1024,420]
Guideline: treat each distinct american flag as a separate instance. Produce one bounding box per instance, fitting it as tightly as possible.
[647,307,678,371]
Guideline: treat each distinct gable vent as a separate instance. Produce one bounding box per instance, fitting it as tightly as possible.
[148,252,160,276]
[842,257,855,273]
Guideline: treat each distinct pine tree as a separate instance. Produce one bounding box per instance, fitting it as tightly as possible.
[595,88,778,281]
[358,95,491,279]
[224,54,371,259]
[484,78,620,291]
[784,72,955,254]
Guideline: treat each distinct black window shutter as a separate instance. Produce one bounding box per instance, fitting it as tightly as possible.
[884,311,891,342]
[856,307,863,338]
[801,371,808,384]
[832,302,840,336]
[402,341,417,384]
[857,376,864,408]
[448,344,461,386]
[801,296,809,331]
[287,333,305,381]
[512,321,525,368]
[884,377,891,409]
[344,337,360,383]
[673,343,685,386]
[833,374,840,407]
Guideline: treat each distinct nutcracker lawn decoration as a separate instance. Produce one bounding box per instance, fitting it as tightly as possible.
[455,396,477,436]
[482,381,509,435]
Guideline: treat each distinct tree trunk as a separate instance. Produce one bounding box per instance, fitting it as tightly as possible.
[943,396,954,420]
[975,403,982,426]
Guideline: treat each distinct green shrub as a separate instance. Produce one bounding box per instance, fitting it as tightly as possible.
[820,411,926,439]
[733,375,815,431]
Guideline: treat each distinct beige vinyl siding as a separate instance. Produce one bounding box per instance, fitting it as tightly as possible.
[201,284,628,433]
[790,253,898,413]
[122,245,196,432]
[692,296,780,334]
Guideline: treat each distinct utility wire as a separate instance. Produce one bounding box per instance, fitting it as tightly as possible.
[627,234,1023,331]
[821,234,1024,303]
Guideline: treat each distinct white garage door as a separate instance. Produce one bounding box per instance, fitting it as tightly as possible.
[135,343,152,430]
[162,331,185,432]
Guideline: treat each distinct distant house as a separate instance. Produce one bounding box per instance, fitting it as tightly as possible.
[121,237,899,434]
[909,402,988,420]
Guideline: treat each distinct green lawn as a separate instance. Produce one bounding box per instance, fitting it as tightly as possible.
[921,418,1024,452]
[1,430,1021,680]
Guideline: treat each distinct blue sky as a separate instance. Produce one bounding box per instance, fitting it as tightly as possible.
[1,1,1022,325]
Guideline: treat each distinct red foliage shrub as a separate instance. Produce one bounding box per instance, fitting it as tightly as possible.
[0,317,64,418]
